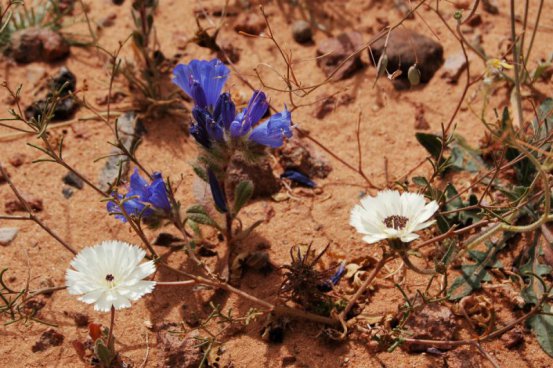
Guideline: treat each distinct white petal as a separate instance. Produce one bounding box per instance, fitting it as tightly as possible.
[400,233,420,243]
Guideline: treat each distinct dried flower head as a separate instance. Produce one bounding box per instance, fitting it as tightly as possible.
[65,241,156,312]
[350,190,438,244]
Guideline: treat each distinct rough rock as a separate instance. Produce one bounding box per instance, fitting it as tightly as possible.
[10,27,70,63]
[279,137,332,179]
[63,171,84,189]
[9,153,26,167]
[157,326,202,368]
[292,20,312,44]
[217,39,241,63]
[482,0,499,14]
[441,52,468,84]
[369,28,443,89]
[225,154,280,198]
[0,227,19,246]
[394,0,415,19]
[32,329,64,352]
[62,187,74,199]
[234,12,266,35]
[5,194,43,213]
[401,302,458,352]
[501,326,524,349]
[98,112,144,191]
[25,67,79,122]
[313,93,354,119]
[414,103,430,130]
[317,32,364,80]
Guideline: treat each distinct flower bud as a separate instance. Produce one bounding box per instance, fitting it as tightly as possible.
[408,64,421,86]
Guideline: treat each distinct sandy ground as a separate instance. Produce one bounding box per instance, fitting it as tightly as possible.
[1,0,553,367]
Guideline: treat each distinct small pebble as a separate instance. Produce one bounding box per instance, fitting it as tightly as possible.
[0,227,19,246]
[292,20,312,44]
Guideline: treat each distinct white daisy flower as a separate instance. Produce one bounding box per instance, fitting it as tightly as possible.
[66,240,156,312]
[350,190,439,244]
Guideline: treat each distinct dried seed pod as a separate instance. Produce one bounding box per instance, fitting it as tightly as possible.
[376,53,388,78]
[408,64,421,86]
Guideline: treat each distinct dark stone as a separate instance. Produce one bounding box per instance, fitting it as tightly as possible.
[73,313,89,328]
[225,154,280,199]
[24,67,79,122]
[292,20,312,44]
[63,171,84,189]
[501,326,524,349]
[234,12,266,35]
[9,153,25,167]
[317,32,364,80]
[10,27,69,63]
[62,187,74,199]
[32,329,64,352]
[369,28,444,89]
[153,232,182,246]
[467,13,482,27]
[482,0,499,14]
[279,137,332,179]
[49,67,76,95]
[112,0,125,5]
[217,39,241,63]
[5,194,43,213]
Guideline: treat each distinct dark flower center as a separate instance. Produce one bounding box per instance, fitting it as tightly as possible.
[105,274,115,282]
[383,215,408,230]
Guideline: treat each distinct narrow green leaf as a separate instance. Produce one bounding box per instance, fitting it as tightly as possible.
[233,180,254,215]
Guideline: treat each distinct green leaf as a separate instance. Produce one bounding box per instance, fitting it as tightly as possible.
[186,205,220,229]
[192,164,208,182]
[449,241,501,300]
[233,180,254,215]
[528,303,553,357]
[94,340,114,368]
[415,132,442,160]
[449,135,486,173]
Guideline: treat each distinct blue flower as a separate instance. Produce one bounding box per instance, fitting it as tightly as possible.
[107,193,152,223]
[281,169,316,188]
[173,59,230,109]
[318,262,346,292]
[249,107,292,148]
[229,91,269,138]
[207,168,228,213]
[107,169,171,222]
[213,92,236,130]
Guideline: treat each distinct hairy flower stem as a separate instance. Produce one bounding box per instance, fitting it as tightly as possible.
[397,251,435,275]
[339,248,389,321]
[107,306,115,351]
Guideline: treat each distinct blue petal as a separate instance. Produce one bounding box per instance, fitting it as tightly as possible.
[281,169,316,188]
[249,107,292,148]
[190,122,211,148]
[147,175,171,213]
[129,168,149,200]
[243,91,268,129]
[330,262,346,285]
[172,59,230,108]
[192,106,223,142]
[207,168,228,213]
[213,92,236,130]
[190,81,208,109]
[230,91,268,137]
